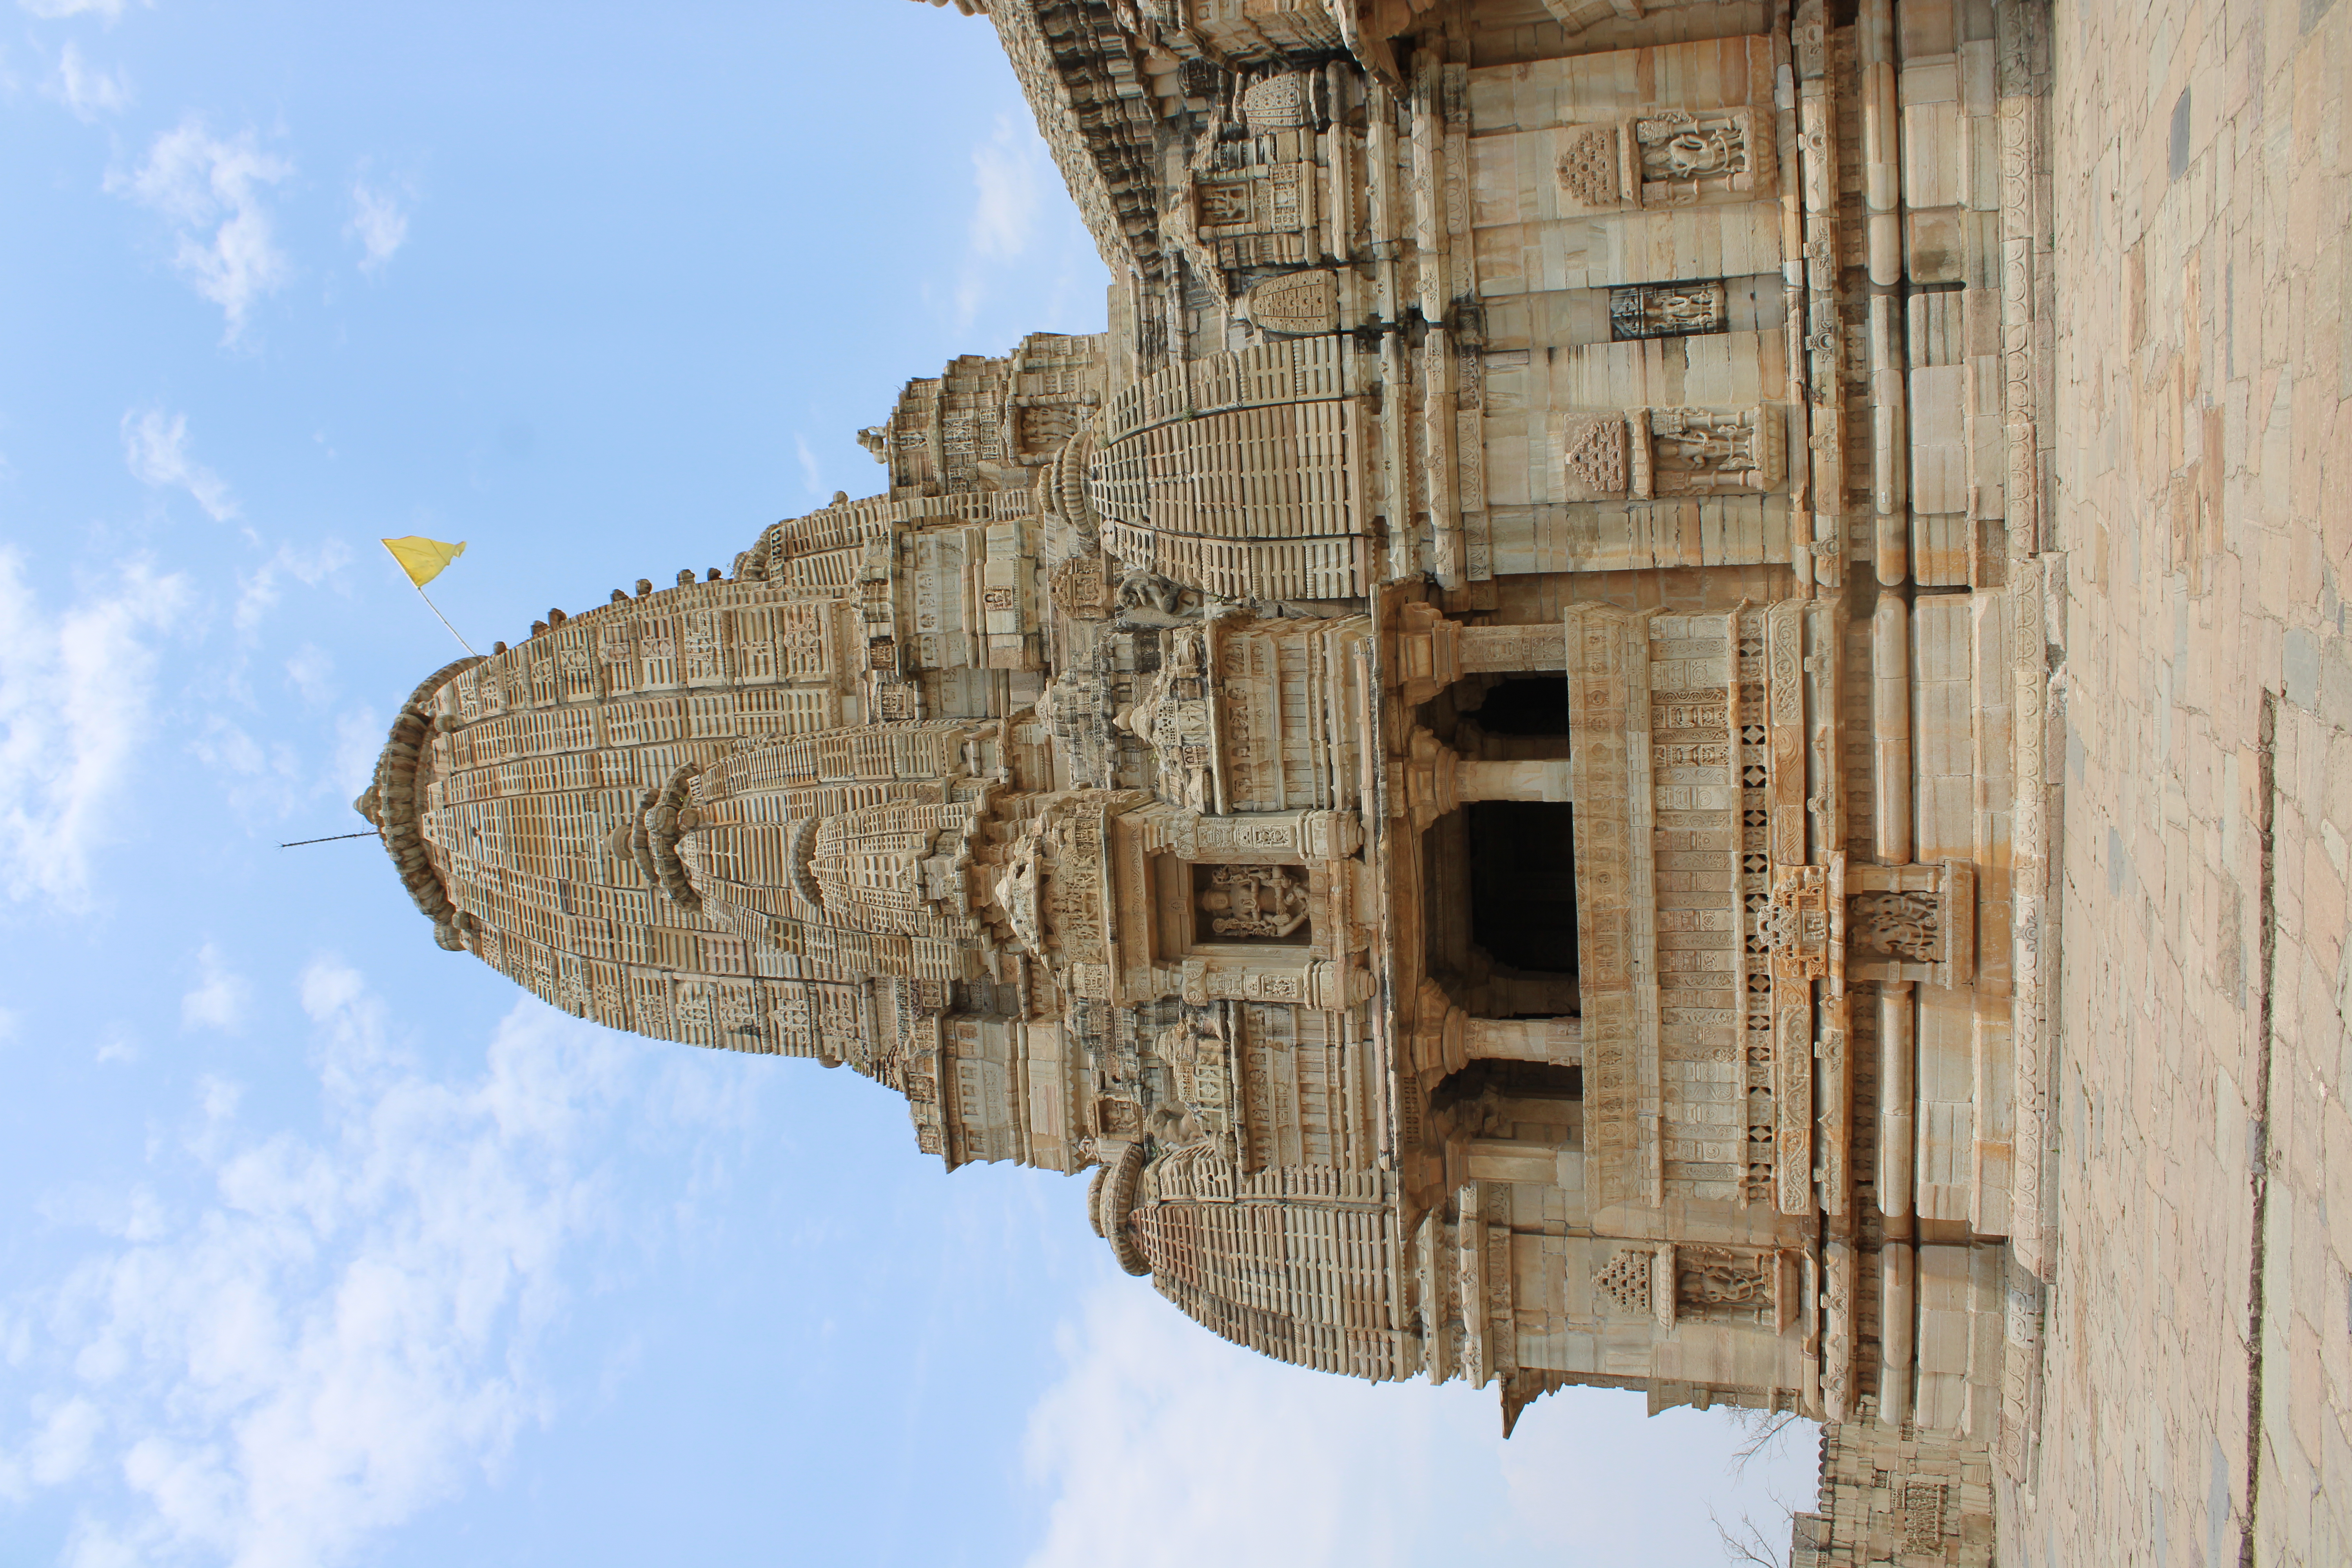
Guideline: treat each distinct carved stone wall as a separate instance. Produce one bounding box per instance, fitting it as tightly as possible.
[371,5,2058,1555]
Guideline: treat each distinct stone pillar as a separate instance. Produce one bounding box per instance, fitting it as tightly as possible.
[1879,1241,1915,1428]
[1393,730,1574,826]
[1411,982,1579,1072]
[1457,758,1574,803]
[1877,982,1916,1216]
[1464,1014,1581,1065]
[1873,593,1912,864]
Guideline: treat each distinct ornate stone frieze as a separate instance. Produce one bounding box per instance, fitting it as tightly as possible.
[1764,862,1832,982]
[1559,407,1786,501]
[1238,267,1341,334]
[1849,891,1939,960]
[1845,859,1977,987]
[1608,279,1731,341]
[1551,109,1776,211]
[1565,604,1661,1208]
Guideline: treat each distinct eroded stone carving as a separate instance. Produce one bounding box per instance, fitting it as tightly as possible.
[1849,890,1940,962]
[1553,109,1775,210]
[1594,1248,1653,1315]
[1632,109,1772,202]
[1555,125,1623,207]
[1673,1245,1776,1324]
[1560,407,1784,500]
[1764,864,1831,981]
[1196,863,1312,942]
[1609,279,1730,340]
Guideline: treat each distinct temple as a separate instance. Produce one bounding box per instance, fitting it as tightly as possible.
[361,2,2059,1558]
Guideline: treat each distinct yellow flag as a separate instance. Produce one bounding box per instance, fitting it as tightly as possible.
[381,536,467,588]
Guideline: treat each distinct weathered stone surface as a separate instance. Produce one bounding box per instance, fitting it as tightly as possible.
[358,2,2352,1558]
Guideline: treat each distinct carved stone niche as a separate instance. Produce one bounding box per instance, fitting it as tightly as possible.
[1192,862,1313,944]
[1239,70,1323,134]
[1846,860,1975,987]
[1560,407,1785,502]
[1552,109,1776,211]
[1047,554,1114,621]
[1609,279,1730,342]
[1238,268,1347,336]
[1592,1244,1799,1333]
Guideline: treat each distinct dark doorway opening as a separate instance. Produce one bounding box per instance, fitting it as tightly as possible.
[1430,1058,1583,1110]
[1466,800,1579,976]
[1465,675,1570,737]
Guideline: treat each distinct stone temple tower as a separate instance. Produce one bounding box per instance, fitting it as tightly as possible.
[364,2,2063,1559]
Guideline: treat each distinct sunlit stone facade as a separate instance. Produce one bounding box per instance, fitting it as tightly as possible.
[363,3,2060,1557]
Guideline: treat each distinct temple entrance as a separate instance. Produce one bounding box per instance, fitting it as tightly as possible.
[1430,1057,1582,1108]
[1466,800,1579,980]
[1426,1057,1583,1156]
[1423,798,1580,1018]
[1464,675,1570,739]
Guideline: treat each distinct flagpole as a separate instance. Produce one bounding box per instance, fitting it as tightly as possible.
[410,581,476,655]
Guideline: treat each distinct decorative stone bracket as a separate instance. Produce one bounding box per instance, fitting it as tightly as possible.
[1846,860,1974,988]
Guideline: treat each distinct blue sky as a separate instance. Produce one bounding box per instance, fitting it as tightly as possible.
[0,3,1817,1563]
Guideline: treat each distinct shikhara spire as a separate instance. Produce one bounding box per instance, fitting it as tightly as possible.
[365,4,2060,1561]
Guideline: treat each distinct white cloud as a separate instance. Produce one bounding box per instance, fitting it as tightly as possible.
[181,944,252,1033]
[937,107,1106,338]
[51,41,128,120]
[122,408,238,521]
[345,182,407,275]
[330,707,383,804]
[0,549,191,907]
[793,433,823,498]
[970,113,1042,262]
[282,643,334,706]
[234,538,350,633]
[1022,1280,1818,1568]
[18,0,125,17]
[950,113,1053,330]
[114,119,292,341]
[11,970,671,1568]
[188,715,308,821]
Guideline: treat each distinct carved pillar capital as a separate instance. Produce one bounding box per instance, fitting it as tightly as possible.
[1390,600,1462,705]
[1462,1014,1582,1065]
[1388,728,1460,832]
[1455,757,1574,804]
[1412,976,1467,1075]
